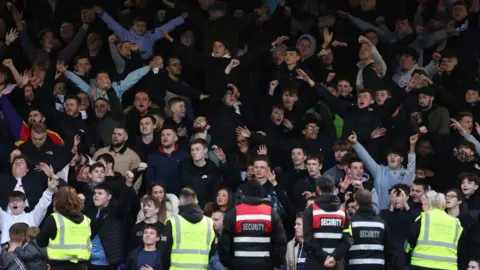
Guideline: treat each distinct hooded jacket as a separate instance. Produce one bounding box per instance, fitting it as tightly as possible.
[0,250,27,270]
[296,35,317,62]
[161,204,216,269]
[14,241,47,270]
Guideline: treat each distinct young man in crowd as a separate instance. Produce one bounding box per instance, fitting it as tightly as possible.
[348,131,418,210]
[146,127,189,196]
[133,115,161,162]
[93,126,141,178]
[180,138,221,208]
[0,223,28,269]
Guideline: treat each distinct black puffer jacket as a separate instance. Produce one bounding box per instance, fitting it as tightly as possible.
[86,185,136,265]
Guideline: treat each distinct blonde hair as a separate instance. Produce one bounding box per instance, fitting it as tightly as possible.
[26,227,39,241]
[424,190,446,210]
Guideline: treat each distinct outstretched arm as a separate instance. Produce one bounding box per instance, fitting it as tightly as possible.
[97,7,130,40]
[112,65,151,97]
[151,15,186,41]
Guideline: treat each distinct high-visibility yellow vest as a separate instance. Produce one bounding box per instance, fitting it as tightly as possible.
[169,214,214,270]
[411,209,462,270]
[46,213,92,263]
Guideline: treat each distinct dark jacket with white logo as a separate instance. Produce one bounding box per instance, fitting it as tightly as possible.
[19,137,73,172]
[218,198,287,270]
[180,159,222,209]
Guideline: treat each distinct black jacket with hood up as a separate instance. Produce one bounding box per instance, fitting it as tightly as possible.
[161,204,216,269]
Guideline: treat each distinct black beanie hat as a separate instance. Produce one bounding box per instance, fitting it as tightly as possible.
[240,180,266,198]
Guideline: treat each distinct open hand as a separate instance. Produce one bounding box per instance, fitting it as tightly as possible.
[257,145,268,155]
[5,29,19,46]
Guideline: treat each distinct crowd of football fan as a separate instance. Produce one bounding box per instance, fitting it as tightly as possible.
[0,0,480,269]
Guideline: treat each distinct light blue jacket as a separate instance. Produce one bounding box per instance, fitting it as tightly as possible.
[65,66,150,101]
[99,12,185,58]
[208,250,226,270]
[353,142,416,211]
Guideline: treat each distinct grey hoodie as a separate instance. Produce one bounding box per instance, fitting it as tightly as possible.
[14,241,47,270]
[0,250,27,270]
[296,34,317,62]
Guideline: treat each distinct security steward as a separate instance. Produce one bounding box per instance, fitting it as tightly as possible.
[36,186,92,270]
[347,189,392,270]
[304,176,353,270]
[219,179,287,270]
[162,188,216,270]
[406,190,463,270]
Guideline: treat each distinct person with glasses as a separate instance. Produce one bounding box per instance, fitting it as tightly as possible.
[445,189,480,270]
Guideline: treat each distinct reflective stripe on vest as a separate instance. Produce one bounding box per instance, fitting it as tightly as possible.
[234,251,270,257]
[351,221,385,229]
[314,232,343,239]
[349,259,385,265]
[234,237,270,243]
[236,214,271,221]
[312,204,346,229]
[170,215,214,270]
[47,213,92,263]
[234,204,272,258]
[350,244,384,251]
[411,210,462,269]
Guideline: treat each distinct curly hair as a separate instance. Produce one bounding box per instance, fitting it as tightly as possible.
[54,187,82,214]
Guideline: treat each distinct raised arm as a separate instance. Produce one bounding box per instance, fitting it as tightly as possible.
[17,24,38,63]
[58,23,89,63]
[297,69,350,118]
[349,132,382,178]
[409,29,448,50]
[344,13,397,44]
[108,35,126,74]
[63,69,91,94]
[151,15,186,41]
[112,65,151,97]
[404,134,418,186]
[2,59,28,87]
[97,7,130,40]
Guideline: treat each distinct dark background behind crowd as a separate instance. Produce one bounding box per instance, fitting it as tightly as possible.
[1,0,480,269]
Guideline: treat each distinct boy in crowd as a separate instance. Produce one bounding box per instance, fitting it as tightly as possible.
[0,172,58,244]
[126,224,162,270]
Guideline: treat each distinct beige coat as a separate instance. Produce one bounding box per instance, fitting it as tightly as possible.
[286,238,300,270]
